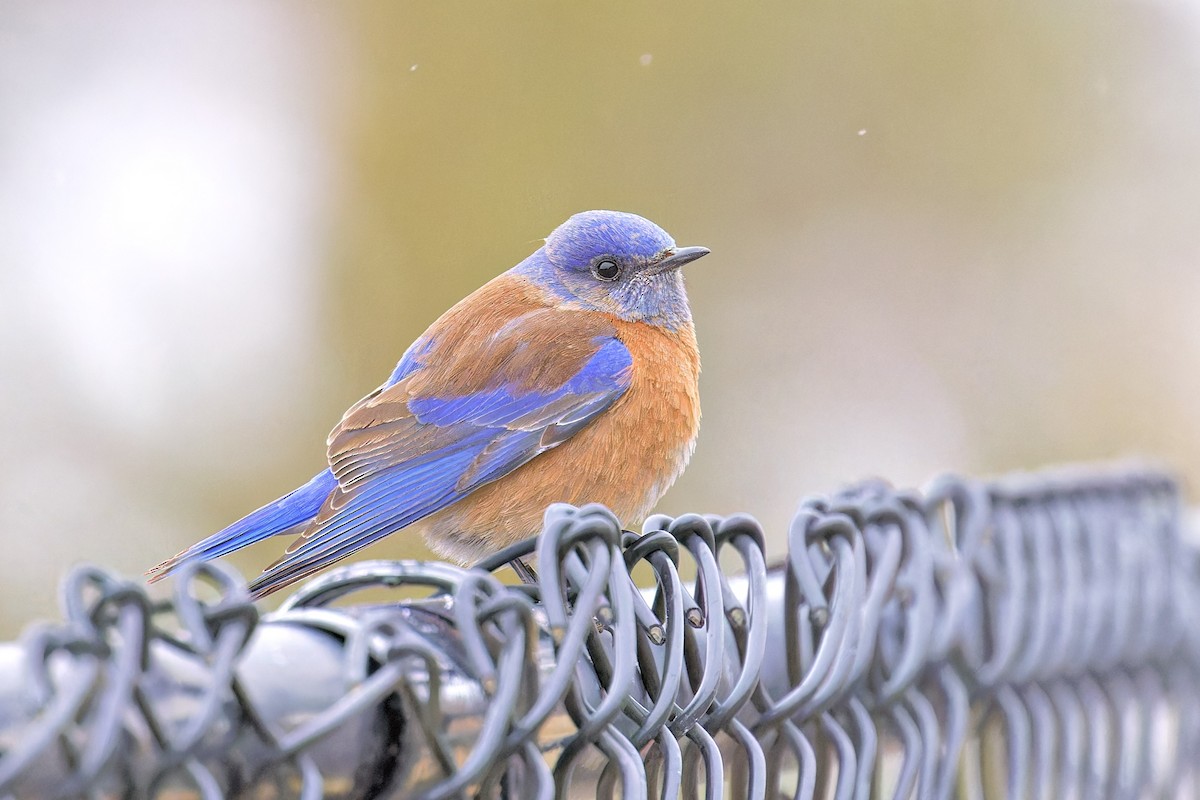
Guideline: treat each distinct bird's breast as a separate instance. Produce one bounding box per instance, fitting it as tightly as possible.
[603,318,702,499]
[423,317,701,562]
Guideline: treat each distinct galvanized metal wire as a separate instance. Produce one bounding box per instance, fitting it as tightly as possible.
[0,464,1197,798]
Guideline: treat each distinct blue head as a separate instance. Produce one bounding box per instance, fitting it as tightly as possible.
[517,210,708,330]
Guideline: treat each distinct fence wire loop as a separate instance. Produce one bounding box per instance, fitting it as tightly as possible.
[0,464,1198,799]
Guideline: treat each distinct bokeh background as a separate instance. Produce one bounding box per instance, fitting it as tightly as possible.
[2,2,1199,634]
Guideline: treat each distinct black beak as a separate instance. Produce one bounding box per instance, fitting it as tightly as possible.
[657,245,711,271]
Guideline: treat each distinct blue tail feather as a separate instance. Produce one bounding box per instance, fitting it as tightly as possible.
[147,468,337,581]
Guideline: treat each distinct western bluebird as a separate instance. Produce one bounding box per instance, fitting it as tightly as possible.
[148,210,707,598]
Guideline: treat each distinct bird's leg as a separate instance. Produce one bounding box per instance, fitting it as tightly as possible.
[510,558,539,584]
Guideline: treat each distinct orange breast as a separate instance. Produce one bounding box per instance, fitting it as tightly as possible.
[422,316,701,563]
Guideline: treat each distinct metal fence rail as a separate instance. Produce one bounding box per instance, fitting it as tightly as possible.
[0,465,1197,799]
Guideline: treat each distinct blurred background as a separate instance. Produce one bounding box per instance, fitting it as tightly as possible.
[1,1,1199,634]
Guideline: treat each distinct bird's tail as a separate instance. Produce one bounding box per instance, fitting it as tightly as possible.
[146,468,338,583]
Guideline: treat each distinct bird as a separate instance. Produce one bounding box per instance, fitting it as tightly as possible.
[147,210,707,598]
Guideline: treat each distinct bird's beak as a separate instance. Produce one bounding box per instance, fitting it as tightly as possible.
[656,245,711,271]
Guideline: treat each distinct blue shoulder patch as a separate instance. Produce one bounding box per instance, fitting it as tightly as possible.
[387,334,436,386]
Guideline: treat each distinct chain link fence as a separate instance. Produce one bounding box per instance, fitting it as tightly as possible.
[1,464,1197,798]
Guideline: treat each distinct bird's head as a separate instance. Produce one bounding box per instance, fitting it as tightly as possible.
[533,210,709,329]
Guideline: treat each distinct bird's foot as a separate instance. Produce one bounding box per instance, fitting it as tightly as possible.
[510,558,539,584]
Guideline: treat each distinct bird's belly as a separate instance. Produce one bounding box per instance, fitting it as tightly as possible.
[421,346,700,564]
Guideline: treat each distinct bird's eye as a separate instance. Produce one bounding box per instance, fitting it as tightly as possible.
[592,259,621,281]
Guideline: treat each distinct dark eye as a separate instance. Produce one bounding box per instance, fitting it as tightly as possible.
[592,258,621,281]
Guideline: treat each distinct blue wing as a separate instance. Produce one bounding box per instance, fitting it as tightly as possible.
[245,335,633,596]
